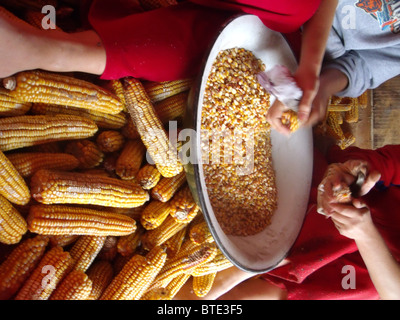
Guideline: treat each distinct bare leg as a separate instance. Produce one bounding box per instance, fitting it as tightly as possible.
[0,7,106,78]
[173,265,287,300]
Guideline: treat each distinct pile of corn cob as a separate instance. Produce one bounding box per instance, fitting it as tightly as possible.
[315,91,369,149]
[0,69,235,300]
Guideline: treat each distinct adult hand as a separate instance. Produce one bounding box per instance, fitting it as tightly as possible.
[329,199,376,241]
[265,99,292,136]
[317,159,381,216]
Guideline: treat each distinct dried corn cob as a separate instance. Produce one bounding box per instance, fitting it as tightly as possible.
[120,119,140,139]
[115,139,146,180]
[0,235,49,300]
[0,88,31,116]
[193,272,216,297]
[0,150,31,205]
[164,273,191,299]
[86,260,114,300]
[49,235,79,247]
[96,130,125,153]
[163,226,187,257]
[344,104,359,123]
[98,236,118,261]
[153,92,188,123]
[65,139,104,169]
[117,226,144,257]
[15,246,74,300]
[191,249,233,276]
[358,91,369,108]
[141,200,171,230]
[30,169,149,208]
[7,152,79,178]
[141,215,188,250]
[150,242,217,290]
[122,77,183,178]
[0,194,28,244]
[0,114,98,152]
[100,246,167,300]
[281,109,300,132]
[189,220,214,245]
[3,70,123,114]
[49,270,92,300]
[27,204,137,237]
[110,80,126,109]
[151,171,186,202]
[136,164,161,190]
[143,79,192,103]
[141,287,171,300]
[31,103,127,129]
[338,131,356,150]
[169,186,200,223]
[69,236,106,272]
[326,112,346,141]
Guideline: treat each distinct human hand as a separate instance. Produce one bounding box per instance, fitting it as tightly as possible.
[265,99,292,136]
[329,199,376,241]
[317,159,381,216]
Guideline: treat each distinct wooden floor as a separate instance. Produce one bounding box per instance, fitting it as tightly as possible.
[347,75,400,150]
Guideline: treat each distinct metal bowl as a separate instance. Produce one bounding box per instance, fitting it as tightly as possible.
[182,14,313,274]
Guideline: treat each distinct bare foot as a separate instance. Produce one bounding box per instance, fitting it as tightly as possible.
[0,7,43,77]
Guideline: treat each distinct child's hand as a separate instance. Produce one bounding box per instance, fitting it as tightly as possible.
[265,99,292,136]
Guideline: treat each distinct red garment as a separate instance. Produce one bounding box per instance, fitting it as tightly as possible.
[87,0,319,81]
[262,145,400,300]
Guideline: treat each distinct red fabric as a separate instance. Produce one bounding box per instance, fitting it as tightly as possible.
[189,0,321,33]
[87,0,318,81]
[262,145,400,300]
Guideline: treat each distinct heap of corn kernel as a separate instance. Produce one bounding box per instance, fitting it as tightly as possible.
[200,47,277,236]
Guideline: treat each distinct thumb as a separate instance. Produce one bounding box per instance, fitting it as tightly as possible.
[360,170,381,196]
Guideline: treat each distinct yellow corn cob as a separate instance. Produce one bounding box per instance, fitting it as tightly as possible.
[7,152,80,178]
[164,273,191,299]
[358,91,369,108]
[0,114,98,152]
[15,246,74,300]
[0,194,28,244]
[143,79,193,103]
[150,242,217,290]
[86,260,114,300]
[163,227,187,257]
[344,104,359,123]
[122,77,183,178]
[0,88,31,116]
[31,103,127,129]
[136,164,161,190]
[115,139,146,180]
[327,104,352,112]
[88,263,114,299]
[3,70,123,114]
[49,235,80,247]
[141,287,172,300]
[151,171,186,202]
[169,185,200,223]
[153,92,188,124]
[0,235,49,300]
[191,249,233,276]
[30,169,149,208]
[98,236,118,261]
[110,80,127,109]
[281,109,300,132]
[0,150,31,205]
[338,131,356,150]
[65,139,104,169]
[27,204,137,236]
[141,215,188,250]
[49,270,93,300]
[326,112,346,141]
[69,236,107,272]
[117,226,144,257]
[96,130,125,153]
[189,220,214,245]
[140,200,171,230]
[100,246,167,300]
[192,272,217,298]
